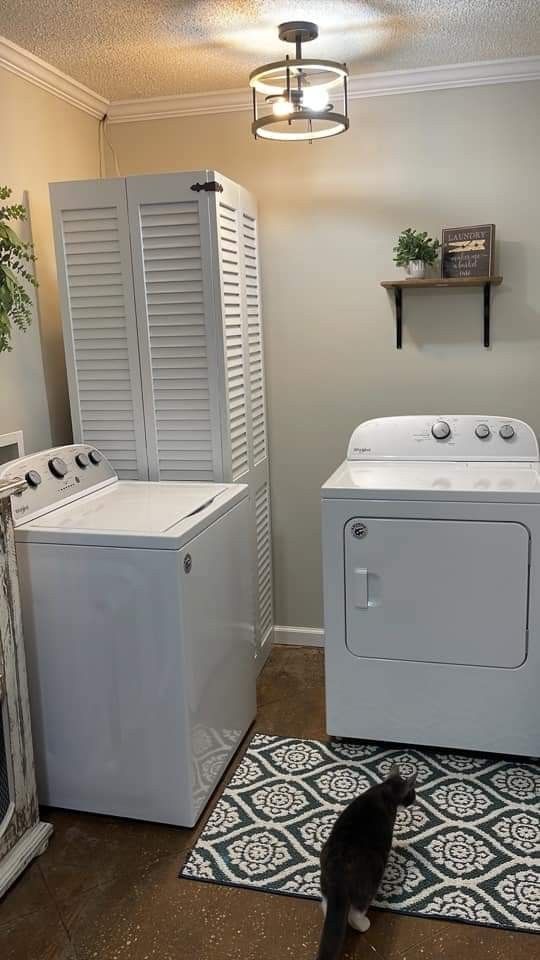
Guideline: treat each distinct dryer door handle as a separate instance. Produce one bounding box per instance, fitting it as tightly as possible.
[353,568,369,608]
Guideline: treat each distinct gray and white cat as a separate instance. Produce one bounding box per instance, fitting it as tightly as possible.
[316,764,417,960]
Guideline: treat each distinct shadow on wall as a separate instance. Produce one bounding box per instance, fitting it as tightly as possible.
[397,241,540,351]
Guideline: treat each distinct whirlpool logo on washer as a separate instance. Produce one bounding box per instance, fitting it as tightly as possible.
[354,447,372,454]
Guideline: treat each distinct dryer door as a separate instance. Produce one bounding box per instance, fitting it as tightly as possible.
[345,518,529,667]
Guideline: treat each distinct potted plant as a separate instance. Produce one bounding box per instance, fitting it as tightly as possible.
[393,227,440,279]
[0,186,37,353]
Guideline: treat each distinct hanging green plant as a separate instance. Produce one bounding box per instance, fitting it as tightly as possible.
[0,186,38,353]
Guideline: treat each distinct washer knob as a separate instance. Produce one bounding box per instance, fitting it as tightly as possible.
[49,457,68,478]
[88,449,103,465]
[499,423,515,440]
[475,423,491,440]
[25,470,42,488]
[431,421,451,440]
[75,452,90,469]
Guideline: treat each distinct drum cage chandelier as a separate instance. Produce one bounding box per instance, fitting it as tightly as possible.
[249,21,349,142]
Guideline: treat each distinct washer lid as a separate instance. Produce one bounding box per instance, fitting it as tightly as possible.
[23,481,227,535]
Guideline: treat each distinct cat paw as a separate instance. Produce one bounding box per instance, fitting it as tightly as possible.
[348,909,370,933]
[320,897,327,918]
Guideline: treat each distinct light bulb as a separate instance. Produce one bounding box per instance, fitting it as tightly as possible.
[302,86,329,112]
[272,97,294,118]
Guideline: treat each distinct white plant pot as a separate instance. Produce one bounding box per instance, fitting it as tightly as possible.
[406,259,426,279]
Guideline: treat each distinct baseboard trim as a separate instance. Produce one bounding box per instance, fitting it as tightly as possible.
[273,625,325,648]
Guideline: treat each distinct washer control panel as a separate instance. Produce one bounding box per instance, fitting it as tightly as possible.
[347,416,539,462]
[0,445,117,524]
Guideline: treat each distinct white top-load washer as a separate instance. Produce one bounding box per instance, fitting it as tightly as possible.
[322,415,540,757]
[0,444,256,826]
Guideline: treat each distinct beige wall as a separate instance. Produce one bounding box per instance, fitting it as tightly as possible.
[108,81,540,630]
[0,68,99,453]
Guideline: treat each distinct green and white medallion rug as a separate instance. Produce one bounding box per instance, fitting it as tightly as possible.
[182,734,539,933]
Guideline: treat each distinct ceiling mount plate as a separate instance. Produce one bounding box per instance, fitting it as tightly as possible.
[278,21,318,44]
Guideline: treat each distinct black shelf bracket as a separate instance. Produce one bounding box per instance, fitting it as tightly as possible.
[395,287,403,349]
[390,280,495,349]
[483,281,491,348]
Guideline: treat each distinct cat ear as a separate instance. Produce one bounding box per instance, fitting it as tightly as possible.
[388,763,401,779]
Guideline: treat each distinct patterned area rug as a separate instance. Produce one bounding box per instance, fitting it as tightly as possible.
[182,735,539,933]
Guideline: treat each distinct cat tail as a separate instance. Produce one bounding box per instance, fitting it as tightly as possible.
[316,889,349,960]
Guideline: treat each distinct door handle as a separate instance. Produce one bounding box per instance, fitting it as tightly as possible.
[354,568,368,608]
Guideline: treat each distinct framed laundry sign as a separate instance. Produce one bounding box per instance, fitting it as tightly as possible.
[441,223,495,278]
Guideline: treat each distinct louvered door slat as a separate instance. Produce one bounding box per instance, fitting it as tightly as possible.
[218,200,249,480]
[242,212,268,466]
[50,181,148,480]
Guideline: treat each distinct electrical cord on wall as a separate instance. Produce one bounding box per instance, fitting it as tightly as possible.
[99,114,121,177]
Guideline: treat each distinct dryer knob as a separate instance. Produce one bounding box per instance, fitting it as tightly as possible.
[499,423,515,440]
[431,420,451,440]
[475,423,491,439]
[88,449,103,465]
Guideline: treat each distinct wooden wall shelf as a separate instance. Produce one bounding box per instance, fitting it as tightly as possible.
[380,276,503,349]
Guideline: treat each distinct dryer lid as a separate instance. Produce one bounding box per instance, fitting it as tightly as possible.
[322,459,540,501]
[23,481,227,535]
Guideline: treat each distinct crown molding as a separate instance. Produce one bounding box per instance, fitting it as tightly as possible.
[107,88,250,123]
[349,55,540,98]
[0,35,107,119]
[1,34,538,125]
[107,55,540,124]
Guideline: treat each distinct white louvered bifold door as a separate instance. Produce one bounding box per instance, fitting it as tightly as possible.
[50,179,148,479]
[213,181,249,482]
[127,173,223,482]
[239,189,273,658]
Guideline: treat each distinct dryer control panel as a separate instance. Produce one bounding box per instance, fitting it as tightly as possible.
[0,445,117,524]
[347,416,539,462]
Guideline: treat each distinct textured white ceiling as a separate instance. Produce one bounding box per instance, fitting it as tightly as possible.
[2,0,539,100]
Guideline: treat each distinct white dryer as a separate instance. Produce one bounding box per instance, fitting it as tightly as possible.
[0,445,256,826]
[322,415,540,757]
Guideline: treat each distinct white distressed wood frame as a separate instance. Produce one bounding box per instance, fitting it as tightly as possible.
[0,482,52,897]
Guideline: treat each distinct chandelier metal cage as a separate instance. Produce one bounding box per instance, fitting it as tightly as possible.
[249,21,349,142]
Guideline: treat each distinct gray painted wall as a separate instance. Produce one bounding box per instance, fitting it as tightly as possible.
[109,80,540,630]
[0,69,99,454]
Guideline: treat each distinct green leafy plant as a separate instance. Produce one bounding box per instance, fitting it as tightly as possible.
[0,186,38,353]
[393,227,440,267]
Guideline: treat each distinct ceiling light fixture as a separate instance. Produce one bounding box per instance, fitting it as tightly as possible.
[249,21,349,142]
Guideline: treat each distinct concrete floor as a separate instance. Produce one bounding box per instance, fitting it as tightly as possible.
[0,645,537,959]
